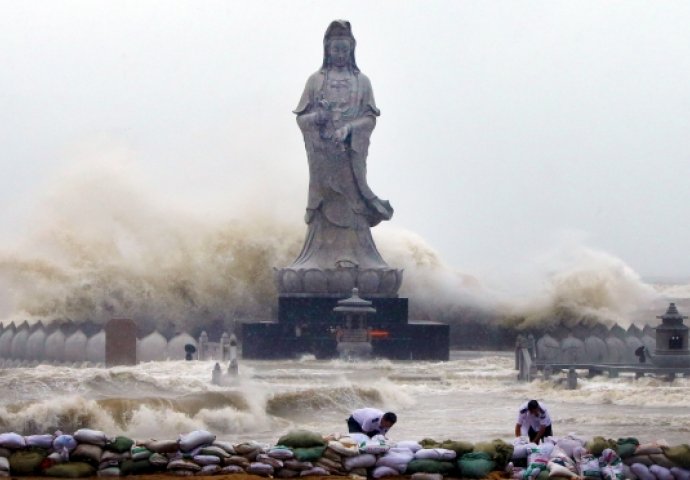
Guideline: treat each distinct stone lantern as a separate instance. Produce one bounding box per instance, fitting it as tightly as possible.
[333,288,376,358]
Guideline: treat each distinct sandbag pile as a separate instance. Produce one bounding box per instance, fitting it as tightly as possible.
[509,435,690,480]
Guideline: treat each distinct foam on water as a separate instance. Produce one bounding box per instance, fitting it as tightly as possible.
[1,352,690,444]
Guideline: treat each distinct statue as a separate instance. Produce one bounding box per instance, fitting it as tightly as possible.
[275,20,402,296]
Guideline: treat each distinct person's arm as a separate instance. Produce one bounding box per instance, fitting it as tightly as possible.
[533,425,546,444]
[515,423,522,437]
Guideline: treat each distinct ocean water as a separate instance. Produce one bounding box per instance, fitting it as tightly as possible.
[1,350,689,445]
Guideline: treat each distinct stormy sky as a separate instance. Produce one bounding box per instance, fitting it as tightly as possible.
[1,0,690,288]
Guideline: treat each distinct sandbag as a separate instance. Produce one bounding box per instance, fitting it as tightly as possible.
[25,434,54,449]
[221,465,245,474]
[130,446,151,461]
[225,456,250,468]
[71,443,103,465]
[9,450,46,475]
[377,448,414,473]
[671,467,690,480]
[120,459,156,475]
[54,435,78,453]
[213,440,235,454]
[665,446,690,469]
[411,474,443,480]
[600,449,624,480]
[247,462,274,476]
[547,461,577,478]
[44,462,97,478]
[149,453,168,468]
[577,453,601,480]
[101,451,129,462]
[0,458,8,472]
[651,465,675,480]
[586,437,617,457]
[143,439,179,454]
[256,453,284,469]
[397,440,422,452]
[322,448,342,462]
[74,428,108,447]
[277,430,326,448]
[630,463,655,480]
[651,454,679,469]
[344,453,377,470]
[361,439,391,455]
[292,446,326,462]
[97,466,121,477]
[179,430,215,452]
[556,437,585,459]
[276,469,299,478]
[475,439,514,469]
[407,459,455,475]
[636,443,666,455]
[316,456,343,471]
[458,452,496,479]
[199,445,230,460]
[0,433,25,450]
[284,460,314,471]
[328,439,359,457]
[106,436,134,453]
[615,438,640,459]
[372,465,399,478]
[622,464,637,480]
[415,448,456,461]
[300,466,329,476]
[268,446,294,460]
[168,459,201,472]
[194,454,221,466]
[199,464,222,475]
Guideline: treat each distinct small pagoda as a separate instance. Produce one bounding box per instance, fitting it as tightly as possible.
[652,302,690,367]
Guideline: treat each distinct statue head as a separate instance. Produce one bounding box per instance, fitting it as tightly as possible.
[322,20,359,73]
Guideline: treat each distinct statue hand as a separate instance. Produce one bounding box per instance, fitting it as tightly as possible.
[333,124,351,143]
[315,109,329,126]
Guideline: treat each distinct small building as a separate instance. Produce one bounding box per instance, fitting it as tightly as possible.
[651,302,690,368]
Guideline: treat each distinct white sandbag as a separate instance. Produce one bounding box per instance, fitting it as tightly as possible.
[48,451,67,463]
[0,433,25,449]
[300,466,329,476]
[373,465,400,478]
[149,453,169,467]
[268,447,294,460]
[339,437,359,448]
[234,441,264,455]
[513,444,531,460]
[626,455,654,467]
[225,456,250,468]
[377,449,414,473]
[623,464,638,480]
[411,474,443,480]
[54,434,78,452]
[556,438,585,459]
[344,453,378,470]
[247,462,274,476]
[361,440,390,455]
[672,467,690,480]
[349,433,370,444]
[572,446,589,464]
[329,440,360,457]
[577,454,601,479]
[193,455,221,466]
[198,464,221,475]
[631,463,656,480]
[414,448,456,461]
[25,434,54,449]
[212,441,235,454]
[601,464,624,480]
[651,465,675,480]
[0,458,8,472]
[168,459,202,471]
[97,467,122,477]
[179,430,216,452]
[396,441,422,452]
[101,451,129,462]
[199,446,229,460]
[99,460,119,470]
[74,428,108,446]
[221,465,245,474]
[256,453,284,469]
[548,461,578,478]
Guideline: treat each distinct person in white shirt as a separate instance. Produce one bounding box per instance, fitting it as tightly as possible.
[347,408,397,437]
[515,400,552,444]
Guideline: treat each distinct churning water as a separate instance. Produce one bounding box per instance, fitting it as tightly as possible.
[1,351,690,445]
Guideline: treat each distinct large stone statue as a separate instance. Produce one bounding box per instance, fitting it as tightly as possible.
[275,20,402,297]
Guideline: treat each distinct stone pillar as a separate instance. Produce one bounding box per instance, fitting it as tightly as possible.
[211,362,221,385]
[220,332,229,361]
[228,334,239,375]
[105,318,137,367]
[567,368,578,389]
[198,331,208,360]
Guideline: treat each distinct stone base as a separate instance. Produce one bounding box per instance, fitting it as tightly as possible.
[241,296,449,360]
[274,267,403,297]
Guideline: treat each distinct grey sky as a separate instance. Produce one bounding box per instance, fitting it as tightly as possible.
[1,0,690,288]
